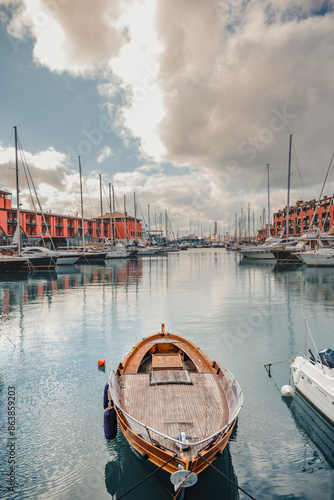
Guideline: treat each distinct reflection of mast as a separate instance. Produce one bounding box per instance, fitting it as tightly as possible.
[78,156,85,251]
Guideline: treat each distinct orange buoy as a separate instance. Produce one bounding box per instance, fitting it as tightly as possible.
[98,359,105,367]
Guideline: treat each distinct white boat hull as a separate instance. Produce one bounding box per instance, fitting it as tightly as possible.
[240,250,275,260]
[106,250,131,259]
[297,250,334,267]
[291,356,334,425]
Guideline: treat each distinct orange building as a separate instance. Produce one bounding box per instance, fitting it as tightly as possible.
[0,190,142,246]
[273,195,334,236]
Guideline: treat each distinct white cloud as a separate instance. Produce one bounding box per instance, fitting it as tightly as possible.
[2,0,334,233]
[97,146,113,164]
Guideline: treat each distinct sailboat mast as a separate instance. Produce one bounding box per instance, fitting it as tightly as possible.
[267,163,270,239]
[286,134,292,240]
[124,195,128,245]
[134,192,137,242]
[109,183,113,245]
[112,185,116,242]
[148,204,150,244]
[14,126,21,254]
[78,156,85,250]
[99,174,103,245]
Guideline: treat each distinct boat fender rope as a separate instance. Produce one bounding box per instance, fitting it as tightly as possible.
[115,453,177,500]
[197,453,257,500]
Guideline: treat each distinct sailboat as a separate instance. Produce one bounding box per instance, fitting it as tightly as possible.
[0,127,56,272]
[75,160,107,264]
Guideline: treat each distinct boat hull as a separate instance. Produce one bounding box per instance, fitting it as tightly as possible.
[291,356,334,425]
[108,326,243,489]
[297,250,334,267]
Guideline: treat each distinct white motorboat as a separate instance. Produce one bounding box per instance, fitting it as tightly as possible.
[106,248,131,259]
[290,306,334,425]
[239,236,298,260]
[297,247,334,267]
[20,247,80,266]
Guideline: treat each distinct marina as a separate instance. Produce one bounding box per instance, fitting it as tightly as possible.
[0,249,333,499]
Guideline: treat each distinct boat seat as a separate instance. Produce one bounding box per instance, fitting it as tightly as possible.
[150,370,193,386]
[325,349,334,368]
[152,353,183,371]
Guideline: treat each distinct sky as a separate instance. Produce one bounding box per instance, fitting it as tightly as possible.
[0,0,334,238]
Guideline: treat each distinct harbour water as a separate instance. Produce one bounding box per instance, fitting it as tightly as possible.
[0,249,333,499]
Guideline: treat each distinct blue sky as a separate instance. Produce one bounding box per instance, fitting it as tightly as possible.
[0,0,334,237]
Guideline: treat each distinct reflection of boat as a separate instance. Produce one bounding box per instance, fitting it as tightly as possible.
[285,391,334,469]
[290,306,334,425]
[107,324,243,494]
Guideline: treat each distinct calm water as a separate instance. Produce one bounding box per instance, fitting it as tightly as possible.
[0,249,333,499]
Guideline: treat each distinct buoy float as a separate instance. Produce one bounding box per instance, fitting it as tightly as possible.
[104,407,117,439]
[103,382,109,409]
[281,385,294,397]
[98,359,105,367]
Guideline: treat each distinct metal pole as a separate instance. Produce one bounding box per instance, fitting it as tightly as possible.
[99,174,103,245]
[14,126,21,254]
[78,156,85,251]
[286,134,292,239]
[267,163,270,238]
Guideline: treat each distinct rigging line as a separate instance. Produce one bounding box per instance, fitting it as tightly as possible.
[197,453,257,500]
[115,454,177,500]
[292,140,305,199]
[0,329,16,347]
[18,139,55,250]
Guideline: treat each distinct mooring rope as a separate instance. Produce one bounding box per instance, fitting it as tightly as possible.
[197,453,257,500]
[116,453,177,500]
[264,357,293,376]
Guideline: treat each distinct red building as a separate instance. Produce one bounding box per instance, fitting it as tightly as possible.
[273,195,334,236]
[0,190,142,246]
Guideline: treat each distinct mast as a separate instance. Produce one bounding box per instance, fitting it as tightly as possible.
[99,174,103,245]
[286,134,292,240]
[148,204,151,244]
[14,126,21,254]
[112,185,116,243]
[134,192,137,242]
[78,156,85,251]
[124,195,128,245]
[267,163,270,239]
[109,183,113,245]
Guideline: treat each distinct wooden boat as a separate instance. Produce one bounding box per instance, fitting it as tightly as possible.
[105,324,243,493]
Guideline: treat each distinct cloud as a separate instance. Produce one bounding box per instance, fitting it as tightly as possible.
[2,0,334,234]
[97,146,113,164]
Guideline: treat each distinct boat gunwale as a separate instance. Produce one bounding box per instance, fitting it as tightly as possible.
[109,367,243,449]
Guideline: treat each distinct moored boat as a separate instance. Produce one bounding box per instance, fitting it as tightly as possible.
[290,306,334,425]
[105,324,243,494]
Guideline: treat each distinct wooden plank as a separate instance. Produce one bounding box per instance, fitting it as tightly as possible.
[121,372,229,457]
[152,354,182,371]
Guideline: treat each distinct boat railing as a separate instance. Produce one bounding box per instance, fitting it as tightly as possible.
[109,368,243,452]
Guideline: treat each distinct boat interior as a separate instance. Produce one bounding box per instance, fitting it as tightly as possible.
[116,338,233,457]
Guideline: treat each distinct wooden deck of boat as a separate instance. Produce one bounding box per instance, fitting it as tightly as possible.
[120,370,229,455]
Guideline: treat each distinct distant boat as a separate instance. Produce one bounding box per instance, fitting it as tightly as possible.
[239,236,297,260]
[105,324,243,495]
[290,306,334,425]
[20,247,80,266]
[296,246,334,267]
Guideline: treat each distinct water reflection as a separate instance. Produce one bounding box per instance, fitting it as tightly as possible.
[105,440,239,500]
[0,260,144,320]
[283,392,334,470]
